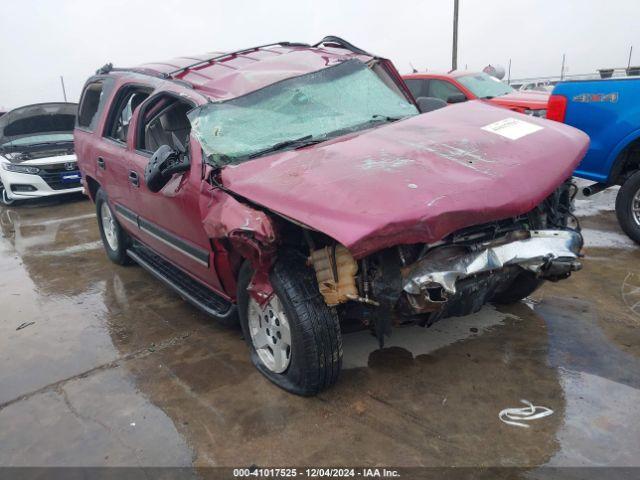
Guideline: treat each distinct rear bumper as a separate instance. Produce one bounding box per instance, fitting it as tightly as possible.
[402,229,582,310]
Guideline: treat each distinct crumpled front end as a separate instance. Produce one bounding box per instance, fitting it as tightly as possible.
[402,229,582,314]
[304,180,584,345]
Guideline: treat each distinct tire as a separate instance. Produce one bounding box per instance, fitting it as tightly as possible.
[491,271,544,304]
[237,252,342,396]
[95,188,132,265]
[615,170,640,244]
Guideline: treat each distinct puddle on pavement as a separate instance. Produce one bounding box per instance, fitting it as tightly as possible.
[1,195,640,468]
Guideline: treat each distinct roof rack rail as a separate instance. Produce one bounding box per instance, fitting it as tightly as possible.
[166,41,311,77]
[95,62,170,79]
[312,36,371,56]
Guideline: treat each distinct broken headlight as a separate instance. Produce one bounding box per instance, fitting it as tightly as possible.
[1,163,40,174]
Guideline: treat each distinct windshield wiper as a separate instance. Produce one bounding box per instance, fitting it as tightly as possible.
[246,135,323,159]
[371,114,404,122]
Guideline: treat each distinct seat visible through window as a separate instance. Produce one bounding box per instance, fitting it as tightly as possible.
[144,101,192,152]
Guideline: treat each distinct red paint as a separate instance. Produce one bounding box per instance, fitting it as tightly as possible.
[403,72,549,113]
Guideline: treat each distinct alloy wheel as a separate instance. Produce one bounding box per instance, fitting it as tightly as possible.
[101,202,119,251]
[247,295,292,373]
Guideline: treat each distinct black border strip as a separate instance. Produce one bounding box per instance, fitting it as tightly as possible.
[114,204,138,227]
[114,203,209,268]
[138,218,209,267]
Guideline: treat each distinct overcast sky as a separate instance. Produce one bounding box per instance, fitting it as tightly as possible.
[1,0,638,110]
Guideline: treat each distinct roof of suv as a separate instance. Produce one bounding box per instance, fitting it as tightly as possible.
[104,38,374,102]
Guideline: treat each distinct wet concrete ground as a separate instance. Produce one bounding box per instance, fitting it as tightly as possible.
[1,185,639,474]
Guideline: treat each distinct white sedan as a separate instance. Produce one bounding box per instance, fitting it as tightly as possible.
[0,103,81,205]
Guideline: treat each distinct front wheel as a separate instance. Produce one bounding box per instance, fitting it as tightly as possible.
[95,188,132,265]
[615,170,640,244]
[237,252,342,396]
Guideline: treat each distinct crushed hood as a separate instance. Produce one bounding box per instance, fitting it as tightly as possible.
[220,101,588,258]
[0,103,77,145]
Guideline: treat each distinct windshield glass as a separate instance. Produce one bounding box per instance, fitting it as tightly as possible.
[188,59,419,165]
[1,133,73,147]
[457,72,513,98]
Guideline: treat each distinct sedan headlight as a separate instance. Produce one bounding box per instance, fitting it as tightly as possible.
[524,109,547,118]
[1,163,40,174]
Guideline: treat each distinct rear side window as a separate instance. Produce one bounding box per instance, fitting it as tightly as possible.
[77,78,114,131]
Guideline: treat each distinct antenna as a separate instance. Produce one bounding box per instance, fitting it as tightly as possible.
[409,62,418,73]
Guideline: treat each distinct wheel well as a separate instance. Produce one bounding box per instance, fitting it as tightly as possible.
[85,176,100,202]
[611,137,640,185]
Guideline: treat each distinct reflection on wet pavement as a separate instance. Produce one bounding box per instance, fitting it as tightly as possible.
[1,191,639,469]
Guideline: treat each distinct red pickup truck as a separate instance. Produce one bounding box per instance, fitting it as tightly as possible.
[75,37,587,395]
[403,71,549,117]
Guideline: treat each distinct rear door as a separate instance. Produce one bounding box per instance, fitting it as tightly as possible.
[96,83,153,209]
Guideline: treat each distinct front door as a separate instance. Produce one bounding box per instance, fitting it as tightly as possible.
[121,93,225,294]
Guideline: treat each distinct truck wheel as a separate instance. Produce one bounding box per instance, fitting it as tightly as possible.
[615,170,640,244]
[95,188,132,265]
[237,252,342,396]
[491,271,544,304]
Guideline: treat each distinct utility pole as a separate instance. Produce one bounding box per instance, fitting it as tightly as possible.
[507,58,512,84]
[560,54,566,81]
[628,45,634,69]
[452,0,459,71]
[60,76,67,102]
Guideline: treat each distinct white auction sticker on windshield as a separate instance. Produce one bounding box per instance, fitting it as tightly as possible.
[481,117,543,140]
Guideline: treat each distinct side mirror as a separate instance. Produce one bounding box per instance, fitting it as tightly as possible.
[415,96,448,114]
[144,145,190,193]
[447,93,467,104]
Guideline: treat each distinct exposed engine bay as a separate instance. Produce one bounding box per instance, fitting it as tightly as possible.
[306,180,582,346]
[1,144,75,163]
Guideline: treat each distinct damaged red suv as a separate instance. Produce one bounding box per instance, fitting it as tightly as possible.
[75,37,588,395]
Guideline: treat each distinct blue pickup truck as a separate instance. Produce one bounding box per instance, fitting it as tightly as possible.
[549,77,640,244]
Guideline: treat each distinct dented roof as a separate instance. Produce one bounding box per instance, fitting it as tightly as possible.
[131,43,373,101]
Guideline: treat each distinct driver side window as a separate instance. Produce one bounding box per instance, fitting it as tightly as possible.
[428,80,464,102]
[137,95,194,154]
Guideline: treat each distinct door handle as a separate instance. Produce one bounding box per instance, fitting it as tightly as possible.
[97,157,106,170]
[128,171,140,187]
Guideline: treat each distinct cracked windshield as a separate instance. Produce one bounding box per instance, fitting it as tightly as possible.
[188,59,419,165]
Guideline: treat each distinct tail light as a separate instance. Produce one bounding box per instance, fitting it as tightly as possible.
[546,94,567,122]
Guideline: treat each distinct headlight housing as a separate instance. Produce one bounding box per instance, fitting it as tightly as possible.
[524,108,547,118]
[1,163,40,174]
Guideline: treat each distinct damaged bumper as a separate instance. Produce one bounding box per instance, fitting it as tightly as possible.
[402,229,582,307]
